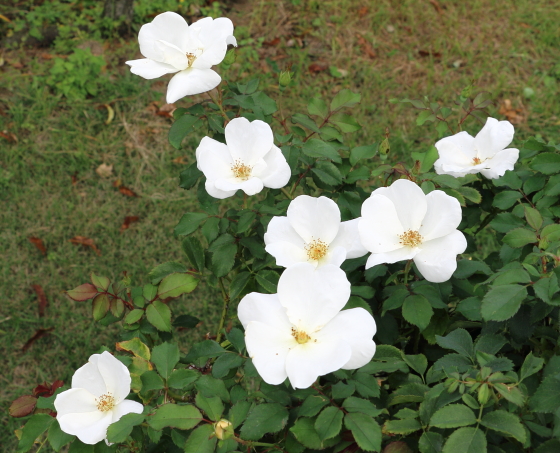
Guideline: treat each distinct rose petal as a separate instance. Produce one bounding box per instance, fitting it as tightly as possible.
[474,117,514,160]
[225,118,274,165]
[419,190,463,241]
[434,131,476,175]
[359,195,404,253]
[111,400,144,423]
[96,351,131,403]
[138,12,189,61]
[237,292,291,329]
[373,179,426,231]
[480,148,519,179]
[414,230,467,282]
[58,410,113,445]
[365,246,417,269]
[166,68,221,103]
[55,388,98,416]
[196,137,233,179]
[258,145,291,189]
[71,357,107,397]
[125,59,179,79]
[329,218,368,260]
[287,195,341,244]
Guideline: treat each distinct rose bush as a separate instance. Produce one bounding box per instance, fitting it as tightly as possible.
[10,11,560,453]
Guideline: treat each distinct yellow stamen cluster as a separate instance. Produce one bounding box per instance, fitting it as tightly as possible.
[291,327,311,344]
[231,160,252,181]
[398,230,423,248]
[96,393,115,412]
[472,157,482,165]
[305,239,328,261]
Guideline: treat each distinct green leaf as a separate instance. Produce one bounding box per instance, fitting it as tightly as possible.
[541,224,560,242]
[535,439,560,453]
[342,397,382,417]
[417,110,436,125]
[402,354,428,376]
[195,375,230,402]
[435,328,474,358]
[209,234,237,277]
[531,152,560,175]
[331,89,361,111]
[47,420,75,452]
[350,144,377,166]
[212,353,244,379]
[503,228,538,248]
[148,403,202,430]
[302,139,342,163]
[228,401,251,428]
[151,342,180,379]
[183,340,226,362]
[117,337,150,360]
[195,392,224,422]
[157,273,198,299]
[17,414,54,452]
[140,370,164,393]
[345,166,371,184]
[183,424,217,453]
[490,212,525,233]
[457,186,482,204]
[344,412,382,452]
[418,431,444,453]
[290,417,338,450]
[307,97,328,118]
[330,112,361,132]
[182,237,205,272]
[493,191,521,209]
[315,406,343,441]
[67,441,94,453]
[292,113,321,133]
[172,314,200,329]
[174,212,208,236]
[106,413,145,444]
[236,210,256,234]
[225,328,245,353]
[255,269,279,293]
[442,427,486,453]
[481,284,527,321]
[167,369,199,389]
[229,271,252,300]
[430,404,477,428]
[402,294,433,331]
[530,376,560,413]
[92,293,110,321]
[179,163,203,190]
[353,372,381,398]
[144,261,187,284]
[168,114,201,149]
[312,160,343,185]
[146,300,172,332]
[299,395,330,417]
[239,403,289,440]
[525,206,543,230]
[124,309,143,325]
[384,418,422,434]
[480,410,526,442]
[388,383,428,406]
[91,273,110,291]
[520,352,545,382]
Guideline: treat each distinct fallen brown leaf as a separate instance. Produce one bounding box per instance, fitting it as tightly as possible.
[499,99,526,125]
[172,156,189,165]
[308,63,328,74]
[418,49,442,58]
[358,6,369,17]
[356,34,376,59]
[0,130,17,143]
[156,103,176,118]
[32,284,48,317]
[95,163,113,178]
[429,0,443,14]
[29,237,47,256]
[263,37,281,46]
[71,173,78,185]
[69,236,102,256]
[22,327,55,352]
[120,216,140,232]
[40,53,55,60]
[118,186,138,197]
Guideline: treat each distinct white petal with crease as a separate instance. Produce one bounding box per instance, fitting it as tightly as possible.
[287,196,340,244]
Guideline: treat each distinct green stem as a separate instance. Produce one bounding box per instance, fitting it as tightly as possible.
[216,278,230,343]
[207,90,229,124]
[403,260,412,285]
[167,388,189,402]
[35,436,49,453]
[280,187,293,200]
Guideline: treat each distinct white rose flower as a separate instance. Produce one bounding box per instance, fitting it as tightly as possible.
[264,195,367,268]
[238,263,377,389]
[196,117,291,199]
[54,351,143,445]
[359,179,467,283]
[434,117,519,179]
[125,12,237,103]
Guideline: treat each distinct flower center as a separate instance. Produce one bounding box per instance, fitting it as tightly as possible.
[472,157,482,165]
[186,52,197,68]
[291,327,311,344]
[398,230,423,247]
[231,159,252,181]
[304,239,329,261]
[96,393,115,412]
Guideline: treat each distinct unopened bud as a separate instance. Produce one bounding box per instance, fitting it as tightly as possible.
[478,383,490,405]
[214,419,233,440]
[279,71,293,88]
[378,137,390,162]
[223,49,236,66]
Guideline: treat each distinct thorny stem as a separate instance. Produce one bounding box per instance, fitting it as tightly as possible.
[233,437,279,448]
[216,278,230,344]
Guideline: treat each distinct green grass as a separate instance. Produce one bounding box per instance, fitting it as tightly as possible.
[1,0,559,450]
